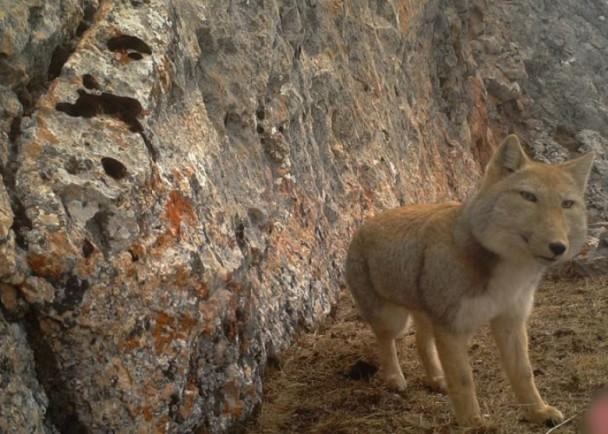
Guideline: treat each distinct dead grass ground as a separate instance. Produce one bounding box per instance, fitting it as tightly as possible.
[243,276,608,434]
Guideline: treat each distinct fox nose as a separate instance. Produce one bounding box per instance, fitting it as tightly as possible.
[549,242,567,256]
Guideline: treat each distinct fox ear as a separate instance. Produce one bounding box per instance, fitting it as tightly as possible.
[561,152,594,191]
[488,134,529,175]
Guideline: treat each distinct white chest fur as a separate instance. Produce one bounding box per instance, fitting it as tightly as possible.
[452,261,543,334]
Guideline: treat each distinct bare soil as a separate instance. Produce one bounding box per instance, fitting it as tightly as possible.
[243,276,608,434]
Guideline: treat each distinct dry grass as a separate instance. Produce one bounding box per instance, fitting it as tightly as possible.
[243,276,608,434]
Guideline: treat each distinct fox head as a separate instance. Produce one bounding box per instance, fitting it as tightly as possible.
[465,134,594,266]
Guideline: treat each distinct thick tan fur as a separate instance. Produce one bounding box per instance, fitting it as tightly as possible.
[345,135,594,427]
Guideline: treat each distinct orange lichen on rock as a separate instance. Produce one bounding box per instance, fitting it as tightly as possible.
[121,336,142,352]
[27,231,79,279]
[26,253,63,280]
[141,406,154,422]
[164,190,196,236]
[153,311,198,354]
[173,265,190,287]
[153,312,174,353]
[197,282,209,299]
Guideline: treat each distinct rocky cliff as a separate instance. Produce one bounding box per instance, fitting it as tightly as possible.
[0,0,606,433]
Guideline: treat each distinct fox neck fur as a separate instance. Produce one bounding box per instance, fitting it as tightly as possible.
[451,206,542,332]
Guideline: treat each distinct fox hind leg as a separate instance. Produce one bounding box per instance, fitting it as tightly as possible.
[412,312,447,393]
[370,303,410,391]
[346,255,409,391]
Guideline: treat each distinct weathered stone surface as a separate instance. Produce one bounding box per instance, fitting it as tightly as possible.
[0,311,55,433]
[4,1,486,432]
[596,230,608,257]
[0,0,606,433]
[547,221,608,279]
[0,0,97,88]
[0,1,99,430]
[473,0,608,220]
[0,0,98,166]
[0,178,17,282]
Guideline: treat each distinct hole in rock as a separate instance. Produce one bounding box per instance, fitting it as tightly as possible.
[107,35,152,54]
[235,222,246,249]
[101,157,128,180]
[127,52,143,60]
[8,116,21,143]
[76,21,89,37]
[11,199,32,249]
[48,45,73,80]
[55,89,144,132]
[128,248,140,262]
[82,239,95,258]
[256,106,265,120]
[82,74,100,90]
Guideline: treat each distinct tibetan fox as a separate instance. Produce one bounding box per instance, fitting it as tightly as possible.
[346,134,594,427]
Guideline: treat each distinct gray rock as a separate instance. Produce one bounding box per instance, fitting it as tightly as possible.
[484,76,521,103]
[594,230,608,257]
[529,136,570,163]
[0,312,55,433]
[471,0,608,219]
[0,179,17,283]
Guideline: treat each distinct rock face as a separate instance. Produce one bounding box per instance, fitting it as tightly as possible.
[0,0,606,433]
[472,0,608,220]
[0,311,56,434]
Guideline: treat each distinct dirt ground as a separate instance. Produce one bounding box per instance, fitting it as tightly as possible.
[243,276,608,434]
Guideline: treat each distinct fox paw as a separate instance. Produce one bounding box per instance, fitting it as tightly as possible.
[455,414,498,432]
[456,414,486,428]
[526,405,564,426]
[426,375,447,393]
[382,372,407,392]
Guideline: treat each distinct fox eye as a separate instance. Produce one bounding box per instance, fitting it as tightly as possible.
[562,199,575,209]
[519,191,537,202]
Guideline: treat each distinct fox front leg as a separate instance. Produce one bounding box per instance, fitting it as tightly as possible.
[434,328,484,427]
[491,315,564,425]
